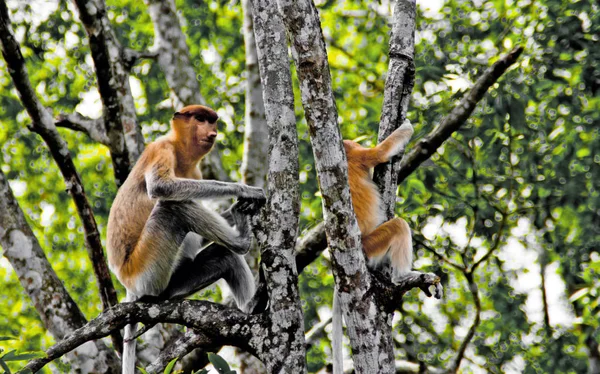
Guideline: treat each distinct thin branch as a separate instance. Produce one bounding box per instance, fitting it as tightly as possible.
[413,237,465,272]
[146,330,213,374]
[397,47,524,184]
[0,0,122,351]
[471,212,507,271]
[20,300,262,374]
[305,316,333,349]
[122,47,159,70]
[55,112,109,145]
[449,274,481,373]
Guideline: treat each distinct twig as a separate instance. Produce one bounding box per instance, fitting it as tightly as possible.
[397,47,524,184]
[305,316,333,349]
[146,330,214,374]
[413,237,465,272]
[449,273,481,373]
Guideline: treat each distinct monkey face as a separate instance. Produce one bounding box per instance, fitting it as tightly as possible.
[193,118,218,150]
[173,105,220,151]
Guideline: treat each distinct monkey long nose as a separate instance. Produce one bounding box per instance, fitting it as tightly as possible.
[207,131,217,140]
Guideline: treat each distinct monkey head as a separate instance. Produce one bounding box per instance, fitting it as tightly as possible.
[172,105,220,153]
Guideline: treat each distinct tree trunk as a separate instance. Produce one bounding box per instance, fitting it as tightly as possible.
[251,0,306,372]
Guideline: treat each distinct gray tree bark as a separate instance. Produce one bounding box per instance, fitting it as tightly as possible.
[0,170,120,373]
[144,0,206,108]
[144,0,230,182]
[251,0,306,372]
[371,1,417,369]
[72,0,145,186]
[241,0,269,189]
[278,0,386,372]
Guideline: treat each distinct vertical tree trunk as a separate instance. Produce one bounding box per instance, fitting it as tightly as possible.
[251,0,306,372]
[144,0,230,182]
[144,0,206,108]
[278,0,388,372]
[241,0,269,189]
[371,0,417,369]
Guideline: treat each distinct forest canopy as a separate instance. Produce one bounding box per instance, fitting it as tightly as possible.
[0,0,598,373]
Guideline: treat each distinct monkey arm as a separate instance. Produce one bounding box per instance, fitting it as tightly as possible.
[348,120,414,169]
[146,173,260,201]
[375,119,414,164]
[144,149,265,201]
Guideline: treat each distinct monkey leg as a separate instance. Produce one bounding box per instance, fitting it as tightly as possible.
[127,200,252,297]
[362,217,413,281]
[158,242,255,310]
[157,200,252,254]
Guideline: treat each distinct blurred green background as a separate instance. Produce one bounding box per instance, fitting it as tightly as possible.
[0,0,598,372]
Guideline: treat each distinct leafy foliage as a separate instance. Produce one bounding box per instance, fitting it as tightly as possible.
[0,0,598,373]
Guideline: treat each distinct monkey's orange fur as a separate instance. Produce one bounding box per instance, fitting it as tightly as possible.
[343,122,414,277]
[106,105,218,290]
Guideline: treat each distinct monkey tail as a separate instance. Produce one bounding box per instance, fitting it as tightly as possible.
[332,288,344,374]
[225,254,256,313]
[122,291,138,374]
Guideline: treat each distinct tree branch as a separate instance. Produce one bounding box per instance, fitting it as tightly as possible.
[21,300,262,374]
[0,169,120,372]
[305,316,332,349]
[122,47,159,70]
[449,274,481,373]
[374,270,443,311]
[72,0,144,186]
[373,0,416,220]
[144,0,205,108]
[0,0,122,352]
[241,0,269,189]
[146,330,213,374]
[295,222,328,273]
[55,112,109,145]
[397,46,524,184]
[370,2,418,370]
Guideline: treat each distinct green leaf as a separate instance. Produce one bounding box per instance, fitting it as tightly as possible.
[0,358,11,374]
[0,337,16,342]
[164,358,178,374]
[207,353,231,373]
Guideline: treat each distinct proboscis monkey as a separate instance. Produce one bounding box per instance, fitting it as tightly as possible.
[106,105,265,374]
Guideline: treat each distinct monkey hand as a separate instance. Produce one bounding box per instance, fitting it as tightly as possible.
[240,185,266,202]
[235,197,266,215]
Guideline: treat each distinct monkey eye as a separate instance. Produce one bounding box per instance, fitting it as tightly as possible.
[193,114,206,122]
